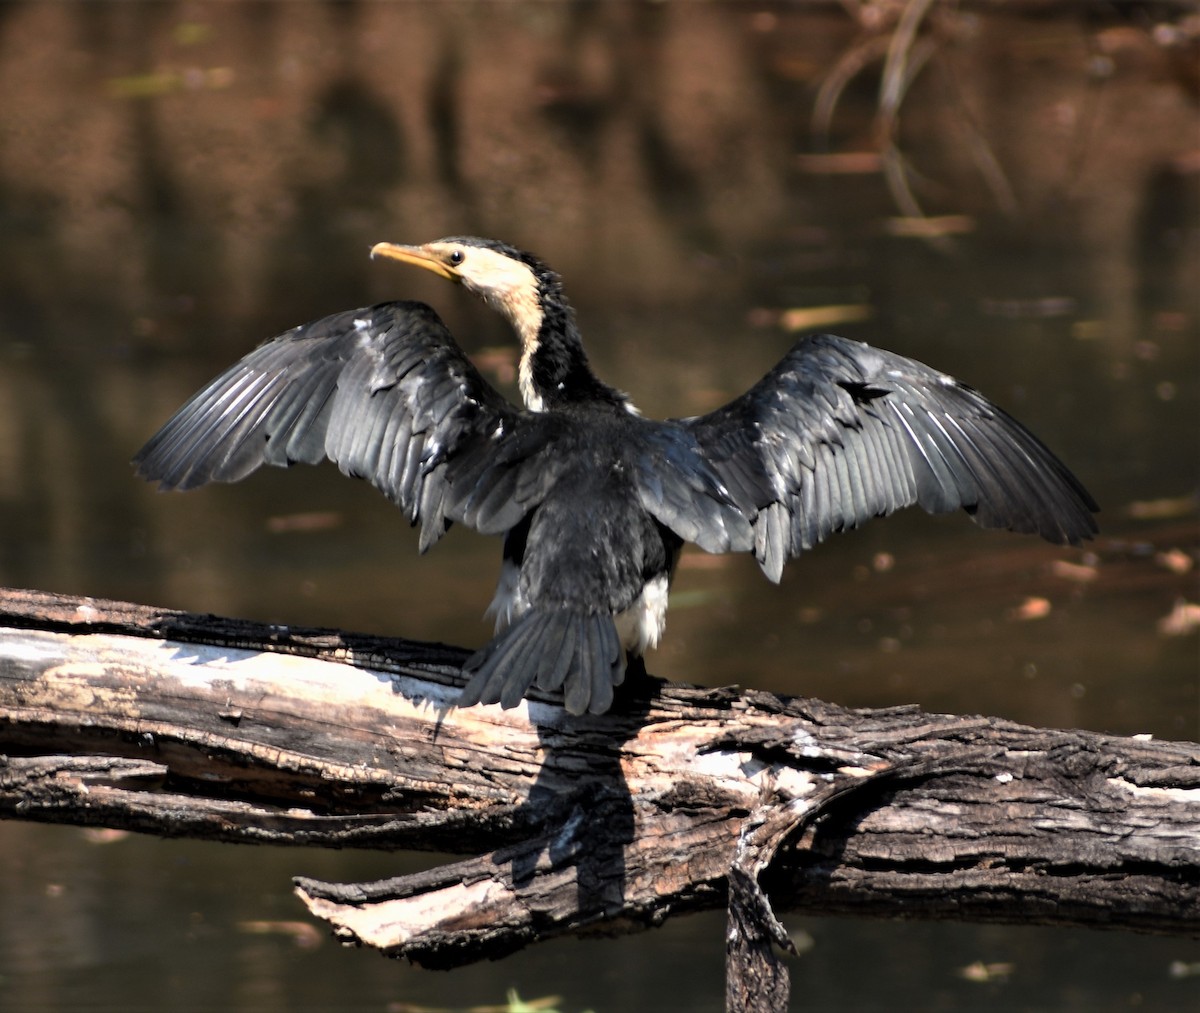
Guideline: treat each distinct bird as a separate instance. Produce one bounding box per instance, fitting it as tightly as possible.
[134,236,1098,716]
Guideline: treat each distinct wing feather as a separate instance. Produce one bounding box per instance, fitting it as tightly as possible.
[629,423,754,554]
[686,332,1097,578]
[134,302,562,548]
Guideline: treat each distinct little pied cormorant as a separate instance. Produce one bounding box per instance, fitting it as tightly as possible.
[134,237,1098,715]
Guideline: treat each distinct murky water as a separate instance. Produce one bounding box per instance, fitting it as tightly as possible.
[0,2,1197,1010]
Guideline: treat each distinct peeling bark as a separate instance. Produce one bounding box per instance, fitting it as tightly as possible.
[0,587,1197,1013]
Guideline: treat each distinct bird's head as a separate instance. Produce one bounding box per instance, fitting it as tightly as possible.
[372,236,628,414]
[371,237,555,351]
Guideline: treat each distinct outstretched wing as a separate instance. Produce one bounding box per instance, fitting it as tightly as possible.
[134,301,558,550]
[685,333,1099,582]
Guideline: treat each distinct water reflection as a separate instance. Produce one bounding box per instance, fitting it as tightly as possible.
[0,2,1197,1011]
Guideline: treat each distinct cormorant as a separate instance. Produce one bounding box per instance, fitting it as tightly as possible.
[134,237,1098,715]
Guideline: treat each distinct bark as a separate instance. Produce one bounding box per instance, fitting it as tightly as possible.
[1,587,1197,1013]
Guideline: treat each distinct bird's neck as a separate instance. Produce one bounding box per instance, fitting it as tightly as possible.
[515,291,630,413]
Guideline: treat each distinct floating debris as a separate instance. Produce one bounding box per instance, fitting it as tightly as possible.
[779,304,873,332]
[884,215,975,238]
[789,928,816,955]
[1050,559,1098,583]
[265,511,342,534]
[1009,596,1052,621]
[1127,494,1198,520]
[80,828,130,845]
[1158,600,1200,637]
[107,67,235,98]
[1156,548,1194,574]
[1071,320,1107,340]
[387,990,567,1013]
[980,296,1076,319]
[237,920,323,950]
[957,960,1015,983]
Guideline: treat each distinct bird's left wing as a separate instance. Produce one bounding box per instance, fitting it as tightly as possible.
[134,301,558,549]
[683,332,1098,582]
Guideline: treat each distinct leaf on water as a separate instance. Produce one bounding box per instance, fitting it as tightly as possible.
[1156,549,1194,574]
[1169,960,1200,979]
[107,71,183,98]
[1127,494,1199,520]
[81,828,130,845]
[779,304,873,332]
[957,961,1015,983]
[1009,597,1051,621]
[1157,600,1200,637]
[1049,559,1098,583]
[237,920,323,949]
[884,215,975,238]
[500,991,564,1013]
[265,511,343,534]
[107,67,235,99]
[979,296,1075,319]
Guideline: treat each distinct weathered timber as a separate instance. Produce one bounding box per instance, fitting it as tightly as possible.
[1,586,1198,1013]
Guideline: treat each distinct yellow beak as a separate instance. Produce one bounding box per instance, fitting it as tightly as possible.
[370,242,461,282]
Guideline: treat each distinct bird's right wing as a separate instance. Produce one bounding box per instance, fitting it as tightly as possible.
[684,333,1099,582]
[134,301,559,550]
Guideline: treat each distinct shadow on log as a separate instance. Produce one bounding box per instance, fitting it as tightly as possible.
[1,587,1197,1012]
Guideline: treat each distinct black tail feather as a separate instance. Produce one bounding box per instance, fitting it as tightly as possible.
[460,610,626,715]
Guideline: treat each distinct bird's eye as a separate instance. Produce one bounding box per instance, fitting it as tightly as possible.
[447,250,465,266]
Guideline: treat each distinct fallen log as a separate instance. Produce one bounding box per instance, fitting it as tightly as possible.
[0,587,1197,1013]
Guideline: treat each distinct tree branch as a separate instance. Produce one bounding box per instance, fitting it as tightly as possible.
[1,587,1197,1013]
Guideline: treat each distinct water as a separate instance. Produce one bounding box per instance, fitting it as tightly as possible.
[1,2,1197,1010]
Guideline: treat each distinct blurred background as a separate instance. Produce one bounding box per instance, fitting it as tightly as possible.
[0,1,1196,1010]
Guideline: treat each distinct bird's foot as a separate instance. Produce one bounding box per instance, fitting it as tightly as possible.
[624,653,649,684]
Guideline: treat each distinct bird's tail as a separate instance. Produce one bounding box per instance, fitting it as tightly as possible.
[459,610,626,716]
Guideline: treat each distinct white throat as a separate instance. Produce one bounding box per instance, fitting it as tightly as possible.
[455,248,547,413]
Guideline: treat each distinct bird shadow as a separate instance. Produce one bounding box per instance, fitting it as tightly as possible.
[508,673,657,921]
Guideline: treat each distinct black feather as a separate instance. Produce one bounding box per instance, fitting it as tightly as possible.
[687,333,1097,575]
[460,610,624,716]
